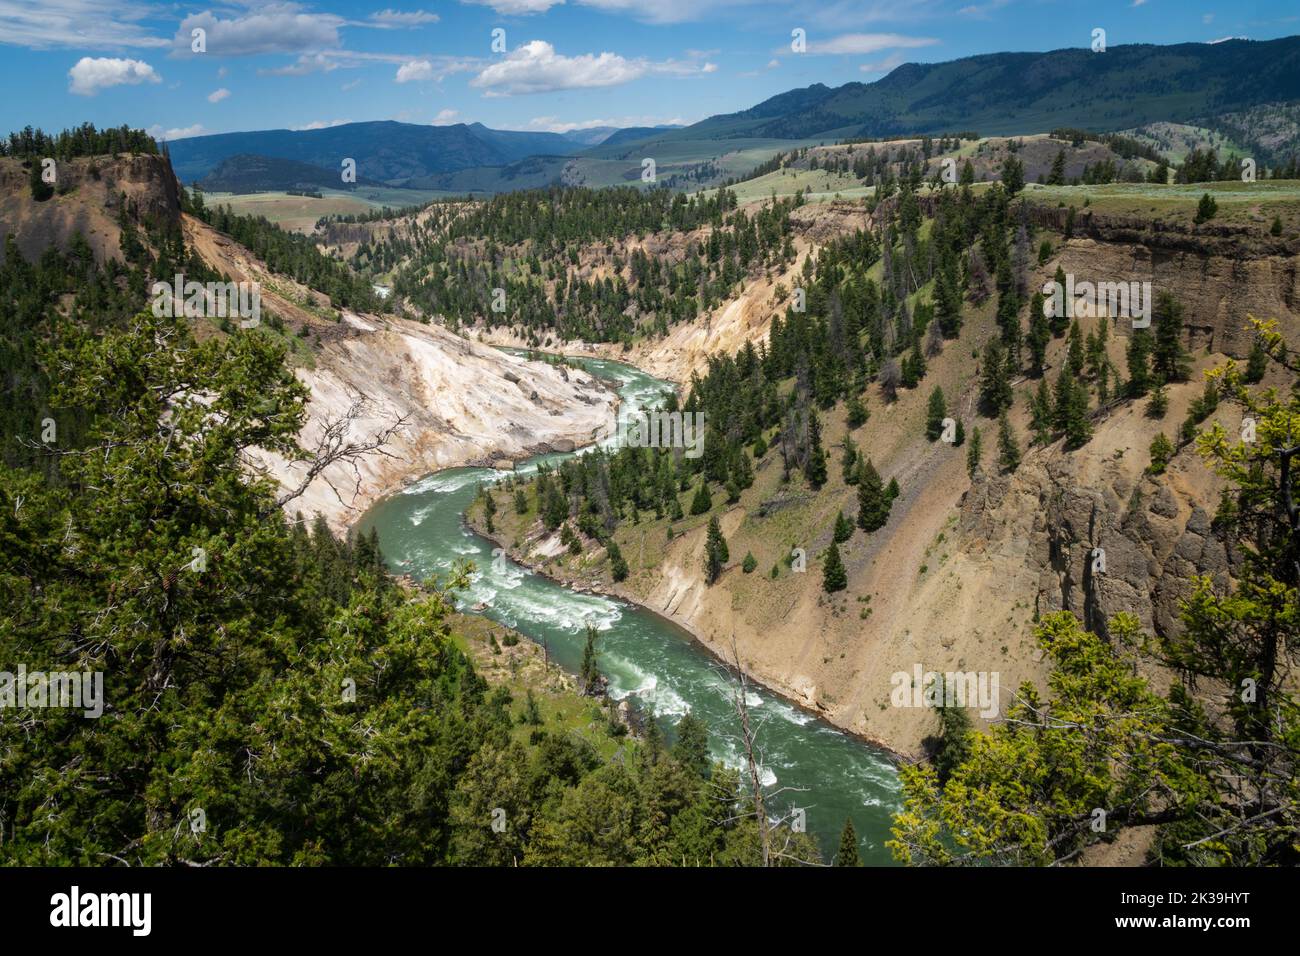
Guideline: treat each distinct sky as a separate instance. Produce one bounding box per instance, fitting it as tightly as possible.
[0,0,1297,141]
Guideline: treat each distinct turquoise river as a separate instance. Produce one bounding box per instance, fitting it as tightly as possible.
[358,352,901,864]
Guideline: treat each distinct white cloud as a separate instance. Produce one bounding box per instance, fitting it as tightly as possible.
[431,108,461,125]
[1,0,169,49]
[217,66,228,78]
[173,9,344,57]
[460,0,565,14]
[701,62,718,73]
[341,78,362,90]
[396,59,435,82]
[291,119,352,130]
[368,9,440,27]
[262,53,340,76]
[207,87,231,103]
[147,123,205,141]
[766,58,780,69]
[470,40,646,96]
[804,33,939,55]
[1131,0,1148,7]
[68,56,161,96]
[391,54,479,83]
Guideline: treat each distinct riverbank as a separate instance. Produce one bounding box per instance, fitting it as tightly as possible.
[465,506,911,763]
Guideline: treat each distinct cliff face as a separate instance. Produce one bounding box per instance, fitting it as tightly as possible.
[561,205,1300,755]
[0,154,182,263]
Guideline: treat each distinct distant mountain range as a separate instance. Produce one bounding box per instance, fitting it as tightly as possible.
[169,37,1300,194]
[168,120,590,185]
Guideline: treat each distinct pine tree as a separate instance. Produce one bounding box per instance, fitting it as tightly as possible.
[1147,432,1174,475]
[846,393,869,429]
[833,509,854,543]
[690,478,712,515]
[1194,192,1218,224]
[997,410,1021,473]
[579,625,601,694]
[1066,319,1085,376]
[856,459,889,532]
[1126,328,1153,396]
[966,426,983,479]
[1245,340,1269,384]
[822,540,848,593]
[1027,298,1051,375]
[1047,147,1066,186]
[925,386,947,441]
[980,339,1012,413]
[704,515,728,583]
[804,411,828,488]
[607,539,629,582]
[1151,292,1191,384]
[835,818,862,866]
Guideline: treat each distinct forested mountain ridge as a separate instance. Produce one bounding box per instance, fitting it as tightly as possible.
[652,37,1300,143]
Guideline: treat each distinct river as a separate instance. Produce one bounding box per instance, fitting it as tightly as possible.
[357,352,901,864]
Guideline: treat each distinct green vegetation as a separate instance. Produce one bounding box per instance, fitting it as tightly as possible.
[890,328,1300,865]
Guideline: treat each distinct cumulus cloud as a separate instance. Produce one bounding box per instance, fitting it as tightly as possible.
[431,108,461,125]
[146,123,205,141]
[68,56,161,96]
[207,87,231,103]
[395,59,436,83]
[471,40,646,96]
[389,54,481,83]
[173,8,344,57]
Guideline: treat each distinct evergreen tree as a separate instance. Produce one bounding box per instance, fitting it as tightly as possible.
[856,459,889,532]
[1047,147,1066,186]
[1151,292,1191,384]
[690,478,712,516]
[704,515,728,583]
[1126,328,1153,396]
[822,540,848,593]
[835,818,862,866]
[804,411,828,488]
[1147,432,1174,475]
[997,410,1021,473]
[925,386,948,441]
[833,509,854,543]
[579,625,602,694]
[846,393,869,429]
[979,340,1013,413]
[966,426,983,479]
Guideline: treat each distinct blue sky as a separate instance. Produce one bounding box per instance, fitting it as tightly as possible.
[1,1,1297,140]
